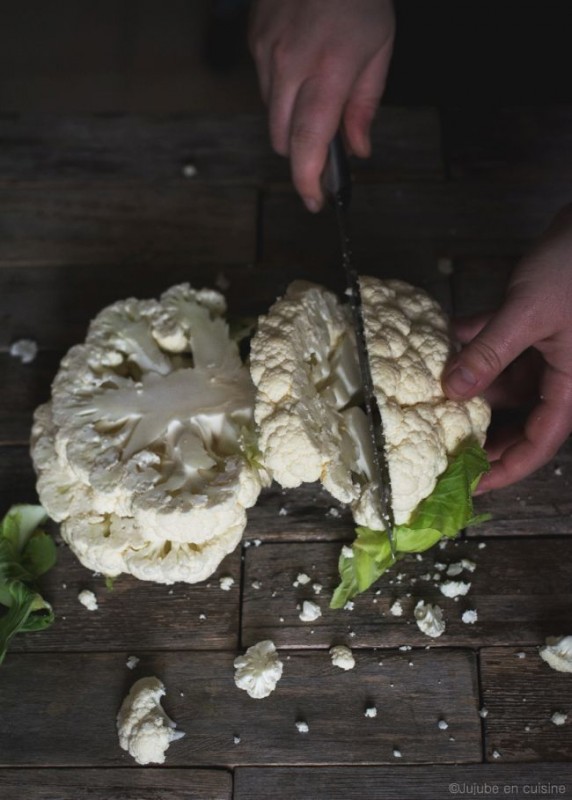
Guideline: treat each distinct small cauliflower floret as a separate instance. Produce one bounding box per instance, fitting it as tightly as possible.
[234,640,283,699]
[414,600,446,638]
[251,278,490,530]
[330,644,356,670]
[31,284,268,585]
[539,635,572,673]
[117,676,184,765]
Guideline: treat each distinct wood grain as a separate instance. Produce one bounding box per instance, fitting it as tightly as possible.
[451,256,515,317]
[443,106,572,182]
[0,649,480,766]
[10,542,241,653]
[235,764,572,799]
[481,647,572,762]
[261,182,569,268]
[0,768,232,799]
[241,538,572,649]
[0,109,443,184]
[0,182,256,268]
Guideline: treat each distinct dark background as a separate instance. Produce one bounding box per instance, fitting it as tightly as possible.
[0,0,570,114]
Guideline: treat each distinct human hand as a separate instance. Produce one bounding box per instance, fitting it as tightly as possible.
[249,0,395,211]
[442,204,572,492]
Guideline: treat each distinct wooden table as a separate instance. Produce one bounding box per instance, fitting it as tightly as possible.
[1,108,571,799]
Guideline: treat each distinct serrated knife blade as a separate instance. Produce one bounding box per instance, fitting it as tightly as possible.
[322,131,396,555]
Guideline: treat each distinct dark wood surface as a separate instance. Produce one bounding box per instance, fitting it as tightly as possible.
[0,107,571,796]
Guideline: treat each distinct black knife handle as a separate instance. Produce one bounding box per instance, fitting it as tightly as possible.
[322,131,352,210]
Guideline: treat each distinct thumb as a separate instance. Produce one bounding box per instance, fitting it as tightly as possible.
[442,297,538,400]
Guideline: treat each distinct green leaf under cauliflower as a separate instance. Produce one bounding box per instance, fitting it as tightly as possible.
[330,440,490,608]
[0,505,56,664]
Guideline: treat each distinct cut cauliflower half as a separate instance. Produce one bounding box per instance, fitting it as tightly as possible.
[251,278,490,529]
[31,284,268,585]
[117,676,184,765]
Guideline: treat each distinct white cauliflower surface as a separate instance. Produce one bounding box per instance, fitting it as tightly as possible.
[117,676,184,765]
[250,277,490,529]
[234,640,283,699]
[31,284,267,585]
[540,635,572,673]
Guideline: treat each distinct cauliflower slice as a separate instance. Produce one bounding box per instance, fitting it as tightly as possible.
[117,676,184,764]
[539,635,572,673]
[251,278,490,528]
[31,284,268,584]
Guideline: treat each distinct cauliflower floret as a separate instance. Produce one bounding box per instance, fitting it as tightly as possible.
[234,640,283,699]
[539,635,572,673]
[117,676,184,765]
[31,284,268,584]
[251,277,490,529]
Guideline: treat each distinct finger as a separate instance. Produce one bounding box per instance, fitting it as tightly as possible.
[484,423,524,462]
[267,74,299,156]
[288,71,354,211]
[452,312,494,344]
[477,367,572,492]
[484,350,544,408]
[343,46,392,158]
[443,296,548,401]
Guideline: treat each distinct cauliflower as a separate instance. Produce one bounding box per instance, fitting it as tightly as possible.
[234,640,283,699]
[31,284,267,585]
[329,644,356,670]
[250,278,490,530]
[540,635,572,673]
[414,600,446,638]
[117,676,184,764]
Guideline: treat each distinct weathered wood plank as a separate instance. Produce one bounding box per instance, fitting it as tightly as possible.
[0,182,256,268]
[481,647,572,762]
[0,351,59,444]
[0,768,232,799]
[443,106,572,182]
[0,446,38,510]
[10,541,241,653]
[261,182,568,267]
[0,109,443,184]
[235,764,572,799]
[241,538,572,648]
[0,649,480,766]
[470,438,572,537]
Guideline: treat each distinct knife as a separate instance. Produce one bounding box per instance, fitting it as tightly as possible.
[322,131,396,556]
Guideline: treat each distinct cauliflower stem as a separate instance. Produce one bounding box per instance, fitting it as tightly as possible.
[331,440,490,608]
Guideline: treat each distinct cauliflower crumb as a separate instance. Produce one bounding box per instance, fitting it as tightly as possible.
[343,601,355,612]
[233,735,241,744]
[364,706,377,718]
[479,707,489,718]
[296,572,311,585]
[438,719,449,730]
[299,600,322,623]
[219,575,235,591]
[251,580,262,590]
[78,589,98,611]
[393,748,402,758]
[330,645,355,670]
[462,609,478,625]
[9,338,38,364]
[312,582,323,595]
[327,507,341,518]
[199,613,206,621]
[126,655,140,670]
[278,507,288,516]
[341,545,354,559]
[492,749,501,759]
[551,711,568,726]
[478,542,487,549]
[234,640,283,699]
[414,600,446,638]
[181,163,197,178]
[439,580,471,598]
[516,651,526,659]
[296,720,309,733]
[390,600,403,617]
[116,676,184,765]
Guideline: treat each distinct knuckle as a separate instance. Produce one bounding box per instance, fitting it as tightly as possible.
[471,338,504,375]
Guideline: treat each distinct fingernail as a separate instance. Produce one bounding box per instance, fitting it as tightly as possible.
[446,365,478,397]
[303,197,321,213]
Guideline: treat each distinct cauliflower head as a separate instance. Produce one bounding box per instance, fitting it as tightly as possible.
[117,676,184,764]
[251,277,490,528]
[31,284,267,584]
